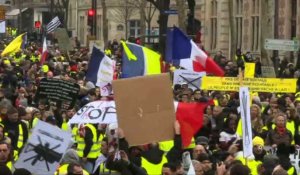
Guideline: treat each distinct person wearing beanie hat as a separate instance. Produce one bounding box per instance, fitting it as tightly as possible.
[258,155,279,175]
[252,136,266,166]
[253,136,264,146]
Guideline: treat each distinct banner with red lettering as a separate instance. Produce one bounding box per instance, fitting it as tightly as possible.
[68,100,117,124]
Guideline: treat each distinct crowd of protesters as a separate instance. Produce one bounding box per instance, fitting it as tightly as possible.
[0,36,298,175]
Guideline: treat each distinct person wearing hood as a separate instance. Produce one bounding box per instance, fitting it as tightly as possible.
[219,118,240,151]
[55,148,89,175]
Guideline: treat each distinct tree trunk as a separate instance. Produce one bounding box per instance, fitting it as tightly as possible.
[260,0,272,66]
[64,0,69,30]
[228,0,236,60]
[102,0,108,45]
[139,0,146,44]
[176,0,186,32]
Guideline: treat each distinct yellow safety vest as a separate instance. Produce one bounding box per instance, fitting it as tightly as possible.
[287,166,295,175]
[99,162,113,174]
[17,124,24,149]
[159,140,174,153]
[30,55,40,62]
[61,119,69,131]
[6,161,12,170]
[235,55,245,61]
[141,155,167,175]
[105,49,112,56]
[71,126,78,141]
[185,137,196,149]
[14,56,23,64]
[76,124,102,158]
[55,164,89,175]
[236,157,261,175]
[32,117,39,129]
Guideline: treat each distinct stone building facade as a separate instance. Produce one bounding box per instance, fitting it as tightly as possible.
[198,0,300,65]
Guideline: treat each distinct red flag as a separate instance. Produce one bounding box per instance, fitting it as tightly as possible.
[40,37,48,65]
[176,102,212,147]
[193,57,225,76]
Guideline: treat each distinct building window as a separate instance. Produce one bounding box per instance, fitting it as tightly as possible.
[210,0,217,50]
[117,24,124,31]
[291,0,297,39]
[251,0,260,51]
[129,20,140,38]
[235,0,243,49]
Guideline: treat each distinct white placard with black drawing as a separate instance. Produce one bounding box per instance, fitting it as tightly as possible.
[14,120,72,175]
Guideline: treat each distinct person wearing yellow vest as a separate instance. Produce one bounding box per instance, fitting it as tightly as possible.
[140,121,182,174]
[235,48,245,70]
[76,123,102,174]
[0,141,13,171]
[104,48,112,57]
[0,123,11,145]
[235,136,266,175]
[265,113,293,147]
[13,52,24,66]
[1,107,28,156]
[104,142,147,174]
[55,148,89,175]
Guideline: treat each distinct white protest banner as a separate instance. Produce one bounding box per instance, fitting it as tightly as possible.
[173,70,206,90]
[68,101,117,124]
[239,87,253,158]
[97,56,115,96]
[14,120,72,175]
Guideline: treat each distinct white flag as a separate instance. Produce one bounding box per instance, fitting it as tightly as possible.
[239,87,253,158]
[47,16,61,33]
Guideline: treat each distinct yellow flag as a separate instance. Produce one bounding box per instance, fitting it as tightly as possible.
[1,33,26,57]
[121,41,137,61]
[244,63,255,78]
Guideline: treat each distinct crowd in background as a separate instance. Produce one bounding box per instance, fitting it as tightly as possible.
[0,38,298,175]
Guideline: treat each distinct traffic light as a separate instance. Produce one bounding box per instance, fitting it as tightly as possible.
[87,9,95,27]
[35,21,41,28]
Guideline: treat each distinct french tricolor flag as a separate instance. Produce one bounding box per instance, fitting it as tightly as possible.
[40,37,48,65]
[166,27,224,76]
[86,47,115,96]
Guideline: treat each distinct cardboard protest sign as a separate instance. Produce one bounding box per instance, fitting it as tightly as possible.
[14,120,72,175]
[173,70,206,90]
[54,28,73,51]
[261,66,276,78]
[35,78,80,110]
[112,74,175,146]
[290,149,300,174]
[68,101,117,124]
[201,77,297,93]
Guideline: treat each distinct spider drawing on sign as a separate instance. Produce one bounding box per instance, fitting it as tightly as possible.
[23,135,62,171]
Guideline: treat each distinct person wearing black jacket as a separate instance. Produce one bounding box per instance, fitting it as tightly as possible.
[101,129,147,175]
[1,107,28,155]
[106,121,183,174]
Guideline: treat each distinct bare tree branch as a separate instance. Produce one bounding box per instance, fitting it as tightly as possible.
[145,0,159,9]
